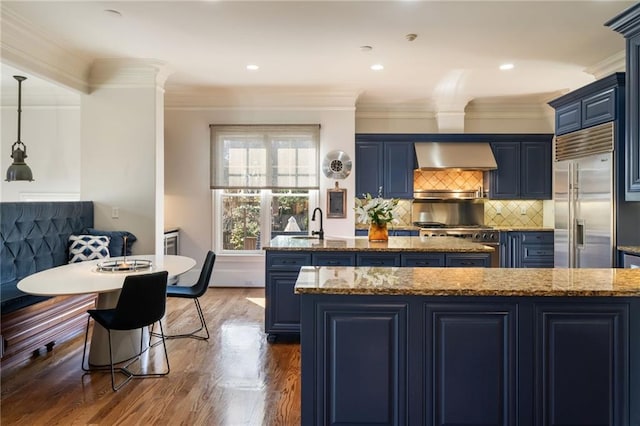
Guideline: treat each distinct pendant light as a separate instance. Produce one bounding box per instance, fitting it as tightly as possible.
[5,75,33,182]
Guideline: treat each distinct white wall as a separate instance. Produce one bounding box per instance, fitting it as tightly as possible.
[81,85,163,255]
[1,105,81,201]
[165,103,356,286]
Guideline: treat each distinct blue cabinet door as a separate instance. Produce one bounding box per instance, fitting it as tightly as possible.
[555,101,581,135]
[489,142,520,199]
[627,33,640,200]
[535,303,628,425]
[582,88,616,129]
[355,142,382,198]
[383,141,415,199]
[356,252,401,266]
[521,142,551,199]
[426,303,517,426]
[303,301,409,425]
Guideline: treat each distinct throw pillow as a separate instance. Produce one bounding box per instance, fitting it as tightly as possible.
[83,228,137,256]
[68,235,111,263]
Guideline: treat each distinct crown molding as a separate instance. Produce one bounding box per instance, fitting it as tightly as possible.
[89,59,172,90]
[0,5,91,93]
[164,86,359,109]
[584,50,625,80]
[465,93,561,120]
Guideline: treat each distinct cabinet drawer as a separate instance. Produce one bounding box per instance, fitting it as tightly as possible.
[521,232,554,244]
[522,245,554,262]
[582,89,615,128]
[356,253,401,267]
[555,102,581,135]
[401,253,445,267]
[267,253,312,269]
[445,254,490,268]
[312,253,356,266]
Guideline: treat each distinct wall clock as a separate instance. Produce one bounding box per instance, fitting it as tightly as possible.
[322,150,352,179]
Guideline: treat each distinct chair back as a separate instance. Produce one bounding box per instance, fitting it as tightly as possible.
[110,271,169,330]
[192,251,216,298]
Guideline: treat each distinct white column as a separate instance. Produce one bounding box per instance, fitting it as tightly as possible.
[80,59,171,255]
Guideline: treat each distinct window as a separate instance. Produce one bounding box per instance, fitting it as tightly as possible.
[211,125,320,253]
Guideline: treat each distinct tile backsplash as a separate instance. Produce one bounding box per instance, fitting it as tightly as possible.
[414,170,484,191]
[484,200,544,227]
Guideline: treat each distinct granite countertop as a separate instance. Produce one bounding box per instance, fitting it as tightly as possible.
[295,266,640,297]
[490,226,554,232]
[265,235,494,253]
[619,246,640,255]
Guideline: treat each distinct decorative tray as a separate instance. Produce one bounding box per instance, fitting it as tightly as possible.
[96,259,153,272]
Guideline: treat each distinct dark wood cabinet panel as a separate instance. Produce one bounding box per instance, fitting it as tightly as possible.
[309,302,409,425]
[489,142,520,199]
[383,141,415,199]
[301,295,639,424]
[607,5,640,200]
[555,101,581,135]
[582,88,616,128]
[426,303,516,426]
[501,231,553,268]
[355,139,415,199]
[490,141,551,200]
[355,142,383,198]
[535,304,628,426]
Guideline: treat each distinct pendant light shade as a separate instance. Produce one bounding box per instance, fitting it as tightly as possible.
[6,75,33,182]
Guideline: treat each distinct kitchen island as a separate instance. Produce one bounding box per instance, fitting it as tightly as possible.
[296,266,640,425]
[264,236,494,341]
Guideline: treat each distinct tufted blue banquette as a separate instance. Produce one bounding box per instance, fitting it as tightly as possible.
[0,201,94,314]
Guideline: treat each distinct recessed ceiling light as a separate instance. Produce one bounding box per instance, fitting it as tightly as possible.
[499,63,514,71]
[246,64,259,71]
[360,46,373,52]
[104,9,122,17]
[371,64,384,71]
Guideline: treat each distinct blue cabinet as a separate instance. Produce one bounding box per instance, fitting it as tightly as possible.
[355,139,415,199]
[301,294,639,424]
[489,141,552,200]
[265,249,491,340]
[501,231,554,268]
[303,301,409,425]
[535,303,628,424]
[607,4,640,200]
[354,142,382,198]
[426,303,517,425]
[553,89,617,136]
[356,252,401,267]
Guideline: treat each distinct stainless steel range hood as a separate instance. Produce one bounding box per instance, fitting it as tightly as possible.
[414,142,497,170]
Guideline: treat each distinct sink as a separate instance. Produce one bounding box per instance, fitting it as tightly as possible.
[291,236,318,240]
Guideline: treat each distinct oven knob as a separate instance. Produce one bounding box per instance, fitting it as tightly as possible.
[473,233,480,239]
[481,233,488,240]
[490,233,497,240]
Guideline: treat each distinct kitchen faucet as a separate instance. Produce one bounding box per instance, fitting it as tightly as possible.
[311,207,324,240]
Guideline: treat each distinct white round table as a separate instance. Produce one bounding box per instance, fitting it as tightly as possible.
[18,255,196,366]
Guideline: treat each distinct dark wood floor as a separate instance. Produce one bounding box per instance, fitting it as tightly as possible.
[1,288,301,425]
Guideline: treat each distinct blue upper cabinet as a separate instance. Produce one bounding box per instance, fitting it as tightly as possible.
[489,142,520,199]
[355,142,383,198]
[489,140,552,200]
[555,101,581,135]
[355,138,415,199]
[607,4,640,201]
[383,141,415,199]
[551,80,619,136]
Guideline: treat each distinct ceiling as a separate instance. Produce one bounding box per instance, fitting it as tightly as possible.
[1,1,636,108]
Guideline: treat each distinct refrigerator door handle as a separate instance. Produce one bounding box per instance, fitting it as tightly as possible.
[576,219,585,249]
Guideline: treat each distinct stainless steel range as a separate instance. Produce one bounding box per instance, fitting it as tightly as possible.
[415,225,499,244]
[412,199,500,267]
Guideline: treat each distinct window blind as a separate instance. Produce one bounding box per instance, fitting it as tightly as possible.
[210,124,320,189]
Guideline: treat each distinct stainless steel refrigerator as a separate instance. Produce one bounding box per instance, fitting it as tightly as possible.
[554,124,615,268]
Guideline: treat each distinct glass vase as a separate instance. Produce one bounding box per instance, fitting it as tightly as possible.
[368,222,389,241]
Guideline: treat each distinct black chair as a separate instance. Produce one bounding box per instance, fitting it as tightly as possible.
[81,271,170,391]
[163,251,215,340]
